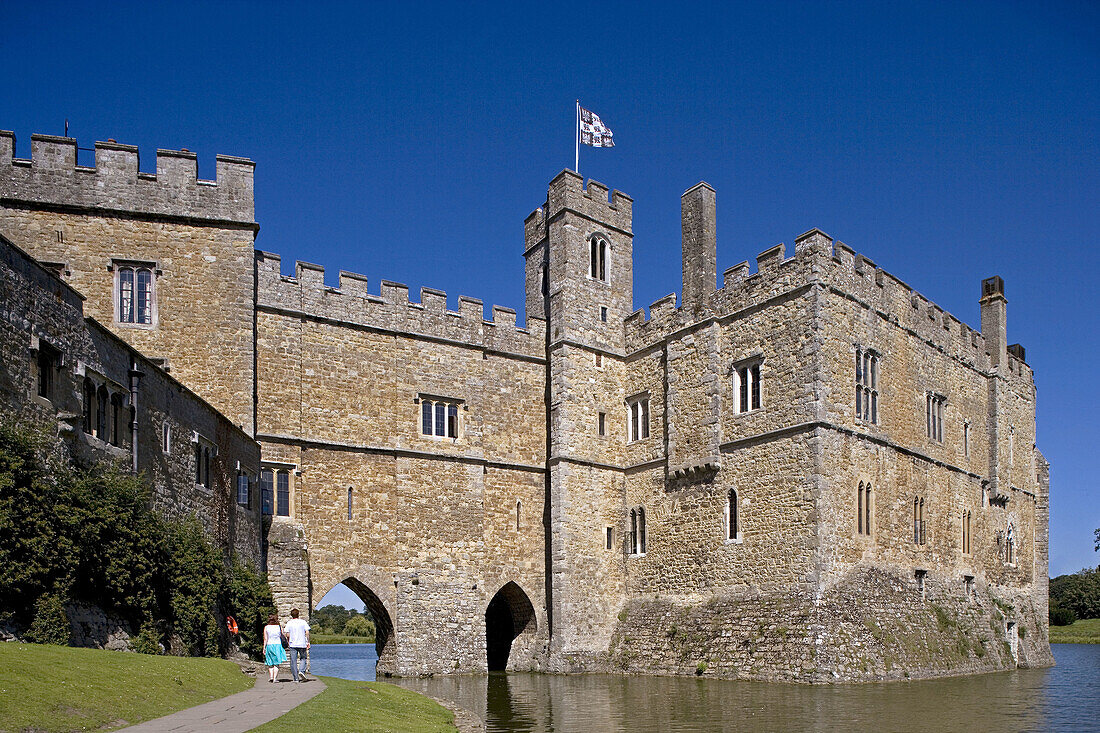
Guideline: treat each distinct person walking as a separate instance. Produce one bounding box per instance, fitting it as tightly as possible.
[284,608,311,683]
[263,614,287,683]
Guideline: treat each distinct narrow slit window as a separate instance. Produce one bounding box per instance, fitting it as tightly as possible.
[727,489,739,541]
[348,487,353,520]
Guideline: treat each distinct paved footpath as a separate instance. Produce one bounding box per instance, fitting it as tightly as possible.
[122,676,325,732]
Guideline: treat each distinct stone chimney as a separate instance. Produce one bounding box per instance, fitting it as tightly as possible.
[681,182,717,313]
[980,276,1007,371]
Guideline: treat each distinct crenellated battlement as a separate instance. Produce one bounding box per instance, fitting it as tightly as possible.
[0,131,255,226]
[625,224,1029,383]
[525,170,633,253]
[255,251,545,359]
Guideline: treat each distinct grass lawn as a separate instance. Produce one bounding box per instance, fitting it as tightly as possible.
[312,633,376,644]
[1050,617,1100,644]
[253,676,457,733]
[0,643,252,733]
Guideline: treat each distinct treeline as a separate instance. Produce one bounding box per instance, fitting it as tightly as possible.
[0,423,274,659]
[1050,566,1100,626]
[311,604,376,640]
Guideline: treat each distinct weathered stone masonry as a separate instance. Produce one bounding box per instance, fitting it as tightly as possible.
[0,128,1051,680]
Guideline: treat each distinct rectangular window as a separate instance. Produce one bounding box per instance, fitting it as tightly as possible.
[606,527,613,550]
[116,263,156,326]
[598,411,606,437]
[261,469,274,515]
[628,397,650,442]
[855,349,879,424]
[600,306,608,322]
[236,474,250,507]
[36,342,59,400]
[420,397,462,438]
[734,360,763,414]
[926,393,946,442]
[194,443,203,484]
[276,471,290,517]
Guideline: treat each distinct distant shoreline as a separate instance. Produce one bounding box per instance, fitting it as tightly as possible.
[311,634,375,645]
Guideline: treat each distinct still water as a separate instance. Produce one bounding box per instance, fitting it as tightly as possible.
[309,644,1100,732]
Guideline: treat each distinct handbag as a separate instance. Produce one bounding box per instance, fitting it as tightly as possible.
[280,630,289,649]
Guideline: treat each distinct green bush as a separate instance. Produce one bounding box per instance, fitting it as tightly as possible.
[1050,604,1077,627]
[25,591,71,645]
[223,558,275,659]
[0,421,275,660]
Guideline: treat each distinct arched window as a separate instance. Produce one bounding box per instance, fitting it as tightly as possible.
[865,483,872,536]
[110,393,124,446]
[858,482,864,535]
[589,237,608,282]
[726,489,739,541]
[347,487,353,520]
[96,385,108,439]
[82,378,95,434]
[1006,525,1016,565]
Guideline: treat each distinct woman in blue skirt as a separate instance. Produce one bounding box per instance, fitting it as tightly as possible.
[263,614,287,682]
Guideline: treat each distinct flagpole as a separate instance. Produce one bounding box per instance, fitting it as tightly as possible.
[575,100,580,175]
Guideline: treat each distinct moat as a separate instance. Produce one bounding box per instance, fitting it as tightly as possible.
[309,643,1099,732]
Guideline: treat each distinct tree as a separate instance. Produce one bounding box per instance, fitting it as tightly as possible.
[341,613,375,639]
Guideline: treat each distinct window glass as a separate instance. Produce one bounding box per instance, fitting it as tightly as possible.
[277,471,290,517]
[119,268,134,322]
[261,469,274,515]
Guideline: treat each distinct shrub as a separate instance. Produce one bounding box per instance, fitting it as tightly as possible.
[167,517,224,657]
[222,558,275,659]
[0,421,276,661]
[1049,604,1076,627]
[24,591,70,645]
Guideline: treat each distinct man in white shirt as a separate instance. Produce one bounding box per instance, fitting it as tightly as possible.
[284,608,311,683]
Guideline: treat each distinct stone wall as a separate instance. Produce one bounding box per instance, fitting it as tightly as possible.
[0,232,261,564]
[255,251,549,675]
[0,131,257,433]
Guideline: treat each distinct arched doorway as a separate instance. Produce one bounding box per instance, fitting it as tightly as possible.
[314,576,396,675]
[485,582,537,671]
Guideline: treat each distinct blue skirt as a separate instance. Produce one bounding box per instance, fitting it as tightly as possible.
[265,642,288,666]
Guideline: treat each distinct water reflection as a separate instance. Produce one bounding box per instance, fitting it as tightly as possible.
[310,644,1100,733]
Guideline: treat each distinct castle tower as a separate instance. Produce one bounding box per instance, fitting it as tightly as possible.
[0,131,258,434]
[524,170,633,664]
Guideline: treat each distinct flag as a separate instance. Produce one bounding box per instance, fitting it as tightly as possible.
[579,106,615,147]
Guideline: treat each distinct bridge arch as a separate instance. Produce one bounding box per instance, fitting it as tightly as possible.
[485,581,538,671]
[313,564,397,675]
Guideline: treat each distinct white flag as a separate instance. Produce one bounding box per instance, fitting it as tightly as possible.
[579,106,615,148]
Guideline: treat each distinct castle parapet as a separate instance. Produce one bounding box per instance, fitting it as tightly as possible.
[0,131,255,226]
[255,255,545,359]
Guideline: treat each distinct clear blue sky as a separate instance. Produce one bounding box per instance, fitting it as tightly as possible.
[4,2,1097,608]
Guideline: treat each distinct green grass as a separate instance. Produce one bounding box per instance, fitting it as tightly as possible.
[312,633,376,644]
[0,643,252,733]
[254,676,457,733]
[1050,617,1100,644]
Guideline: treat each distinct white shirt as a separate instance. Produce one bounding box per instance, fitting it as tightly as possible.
[285,618,310,647]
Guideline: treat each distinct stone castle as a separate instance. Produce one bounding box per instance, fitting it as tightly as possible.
[0,130,1052,681]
